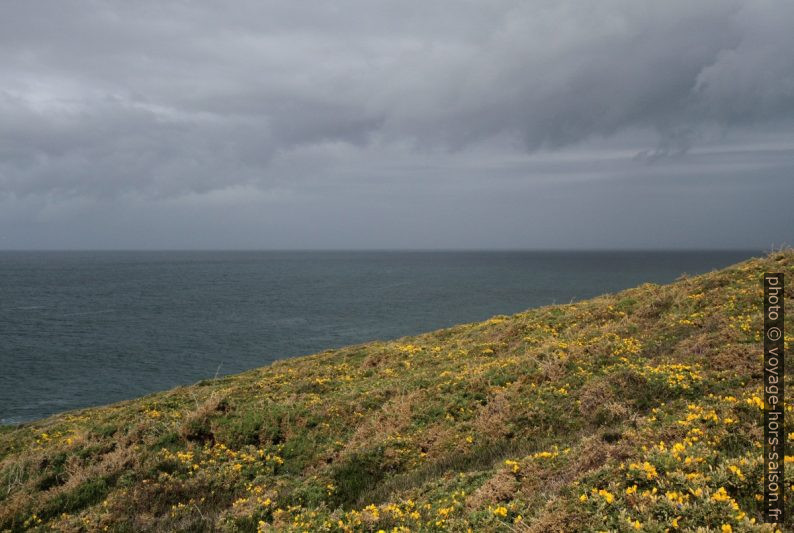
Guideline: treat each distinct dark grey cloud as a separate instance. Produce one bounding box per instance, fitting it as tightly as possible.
[0,1,792,248]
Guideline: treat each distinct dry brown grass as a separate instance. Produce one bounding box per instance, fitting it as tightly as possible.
[466,470,517,509]
[472,390,513,441]
[340,390,420,456]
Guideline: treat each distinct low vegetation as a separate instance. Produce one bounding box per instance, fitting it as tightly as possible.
[1,251,792,532]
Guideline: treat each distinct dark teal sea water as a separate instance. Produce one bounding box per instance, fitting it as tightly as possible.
[0,250,757,424]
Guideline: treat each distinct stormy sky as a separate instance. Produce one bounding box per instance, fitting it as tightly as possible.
[1,1,792,249]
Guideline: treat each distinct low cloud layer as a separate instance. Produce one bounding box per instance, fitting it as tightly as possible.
[0,1,792,248]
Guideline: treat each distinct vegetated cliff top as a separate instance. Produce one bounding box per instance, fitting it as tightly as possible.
[1,251,792,532]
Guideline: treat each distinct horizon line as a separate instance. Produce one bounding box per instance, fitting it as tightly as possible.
[0,247,769,253]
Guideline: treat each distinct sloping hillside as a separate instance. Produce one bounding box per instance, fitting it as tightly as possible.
[1,251,792,532]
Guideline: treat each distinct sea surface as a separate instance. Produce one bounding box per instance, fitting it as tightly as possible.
[0,250,758,424]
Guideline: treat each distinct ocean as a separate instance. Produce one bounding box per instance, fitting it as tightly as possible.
[0,250,757,424]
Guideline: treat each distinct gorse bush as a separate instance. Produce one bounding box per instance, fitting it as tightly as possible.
[0,251,792,531]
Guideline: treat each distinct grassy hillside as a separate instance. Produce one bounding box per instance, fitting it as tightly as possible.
[1,251,792,532]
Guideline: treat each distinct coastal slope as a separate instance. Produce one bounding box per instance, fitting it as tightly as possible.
[1,251,792,532]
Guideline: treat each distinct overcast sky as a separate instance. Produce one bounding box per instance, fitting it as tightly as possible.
[1,0,792,250]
